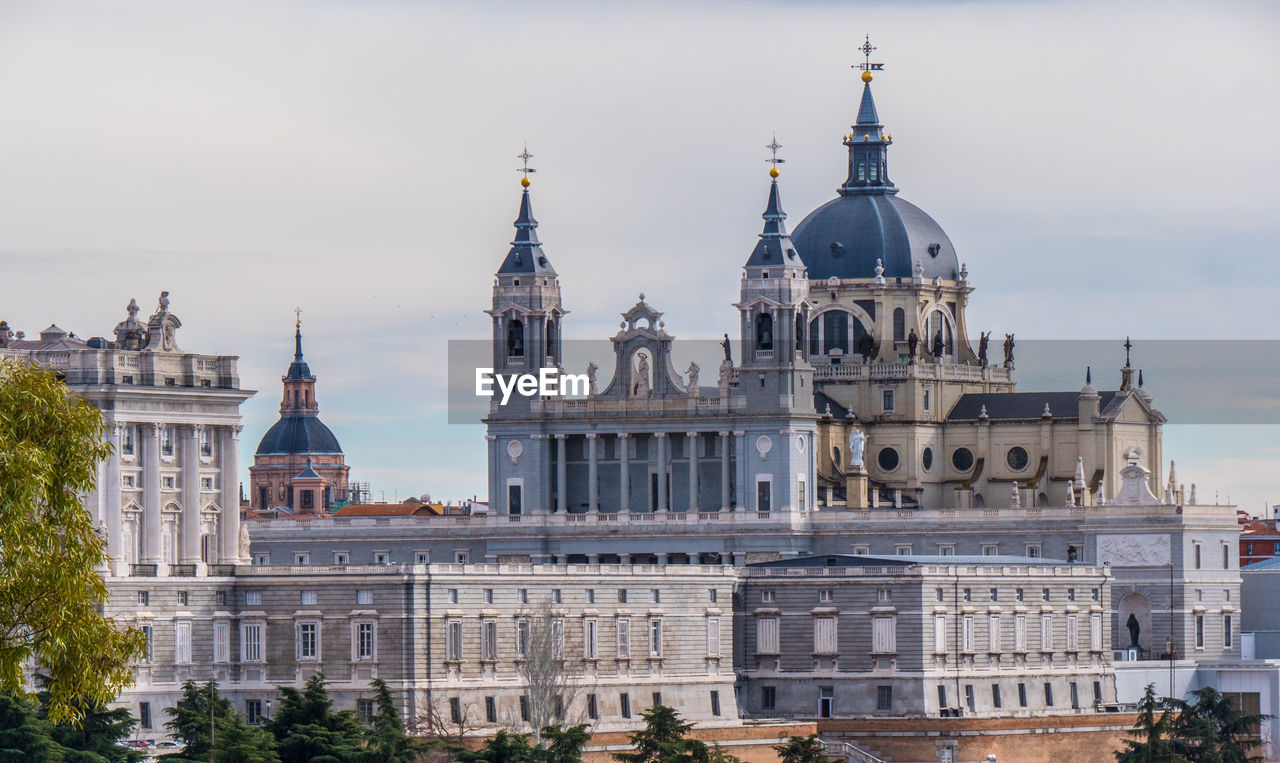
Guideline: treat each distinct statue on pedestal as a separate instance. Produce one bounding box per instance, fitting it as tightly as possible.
[721,333,732,363]
[848,429,867,469]
[1003,333,1015,367]
[685,362,699,393]
[907,329,919,361]
[1126,614,1141,648]
[978,331,990,367]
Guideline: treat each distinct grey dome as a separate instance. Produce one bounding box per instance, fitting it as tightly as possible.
[791,194,959,281]
[255,415,343,455]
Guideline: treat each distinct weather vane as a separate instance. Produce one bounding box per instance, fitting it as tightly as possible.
[517,144,536,177]
[1124,336,1133,367]
[854,34,884,73]
[766,134,784,167]
[294,306,302,328]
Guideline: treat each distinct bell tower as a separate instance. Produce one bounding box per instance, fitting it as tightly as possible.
[486,147,566,406]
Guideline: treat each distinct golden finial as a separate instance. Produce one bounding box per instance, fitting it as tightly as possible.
[861,70,873,83]
[521,176,530,188]
[769,167,779,178]
[294,306,302,329]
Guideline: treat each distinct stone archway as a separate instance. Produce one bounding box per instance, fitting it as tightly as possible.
[1118,592,1153,652]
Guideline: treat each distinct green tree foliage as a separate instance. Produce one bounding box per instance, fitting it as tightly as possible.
[0,359,147,725]
[161,680,278,763]
[773,735,828,763]
[455,724,590,763]
[613,705,739,763]
[40,690,144,763]
[1170,687,1269,763]
[0,691,65,762]
[361,678,427,762]
[1115,685,1184,763]
[268,673,365,763]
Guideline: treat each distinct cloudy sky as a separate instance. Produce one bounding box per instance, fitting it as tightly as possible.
[1,0,1277,511]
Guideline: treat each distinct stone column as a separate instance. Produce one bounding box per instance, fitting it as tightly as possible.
[555,435,567,513]
[218,425,242,563]
[733,430,746,512]
[181,425,202,563]
[586,433,599,513]
[105,422,123,571]
[655,433,668,512]
[141,423,162,564]
[618,433,630,513]
[656,552,668,565]
[687,432,699,513]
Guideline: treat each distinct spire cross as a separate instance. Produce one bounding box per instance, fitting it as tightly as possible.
[1123,336,1133,367]
[854,34,884,72]
[517,144,536,177]
[294,306,302,329]
[765,135,785,166]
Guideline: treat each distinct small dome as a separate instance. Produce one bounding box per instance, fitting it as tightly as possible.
[790,194,959,281]
[255,415,343,455]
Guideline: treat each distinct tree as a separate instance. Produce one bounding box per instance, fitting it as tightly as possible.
[39,685,144,763]
[268,673,365,763]
[541,723,590,763]
[517,599,584,745]
[1170,687,1269,763]
[773,735,827,763]
[455,724,590,763]
[613,705,737,763]
[1114,684,1183,763]
[161,680,278,763]
[0,690,65,762]
[0,359,147,725]
[361,677,426,763]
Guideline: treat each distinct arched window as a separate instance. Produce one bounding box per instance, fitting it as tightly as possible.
[795,313,804,352]
[507,319,524,357]
[926,311,953,358]
[808,319,821,356]
[893,308,906,342]
[756,313,773,351]
[822,311,849,355]
[857,161,866,182]
[545,319,555,358]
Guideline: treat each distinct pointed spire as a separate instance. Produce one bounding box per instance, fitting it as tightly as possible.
[745,137,801,269]
[840,40,895,196]
[497,146,556,276]
[285,315,314,381]
[856,83,880,128]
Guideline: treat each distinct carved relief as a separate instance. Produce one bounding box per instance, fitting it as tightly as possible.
[1097,534,1171,567]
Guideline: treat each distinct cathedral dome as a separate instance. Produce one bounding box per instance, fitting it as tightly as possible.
[791,194,959,281]
[255,415,343,456]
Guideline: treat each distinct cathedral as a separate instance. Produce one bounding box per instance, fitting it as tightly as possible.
[484,63,1168,520]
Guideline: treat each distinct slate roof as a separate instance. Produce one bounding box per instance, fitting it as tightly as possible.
[1242,557,1280,571]
[750,553,1069,568]
[496,188,556,276]
[255,415,343,455]
[814,389,850,419]
[946,391,1120,421]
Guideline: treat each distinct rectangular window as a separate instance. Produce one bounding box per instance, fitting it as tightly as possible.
[616,618,630,658]
[177,590,188,606]
[1041,613,1053,651]
[882,389,895,411]
[552,618,564,658]
[357,622,375,660]
[818,686,833,719]
[1194,544,1202,570]
[710,691,721,717]
[297,622,318,660]
[1093,681,1103,705]
[245,591,261,606]
[242,623,262,662]
[357,590,373,605]
[174,621,191,664]
[989,588,998,602]
[934,615,947,653]
[649,588,659,604]
[983,544,999,556]
[483,588,494,604]
[139,702,152,730]
[617,588,627,603]
[962,588,971,602]
[446,619,463,660]
[520,696,530,723]
[620,693,631,719]
[761,590,775,603]
[300,590,316,606]
[1041,588,1050,602]
[1225,614,1233,648]
[485,696,497,724]
[1016,588,1024,602]
[873,616,896,654]
[1027,544,1042,558]
[373,552,389,565]
[517,588,529,604]
[584,619,598,659]
[757,479,772,512]
[962,615,974,652]
[553,589,563,604]
[924,388,931,411]
[122,474,135,488]
[448,589,459,604]
[138,591,150,606]
[1066,614,1079,651]
[652,692,662,708]
[1070,682,1080,710]
[706,617,720,657]
[1092,588,1100,602]
[814,616,838,654]
[1067,588,1076,602]
[162,476,175,489]
[992,684,1003,709]
[940,545,955,557]
[517,619,531,658]
[708,588,717,602]
[1018,683,1028,708]
[246,699,262,726]
[1044,683,1054,707]
[1196,614,1205,648]
[988,614,1001,652]
[416,552,430,564]
[761,686,776,710]
[937,686,947,711]
[964,685,975,713]
[213,622,229,663]
[757,617,780,654]
[1091,613,1103,651]
[878,588,892,602]
[1015,614,1027,651]
[585,589,595,604]
[819,589,833,602]
[449,698,462,725]
[121,427,135,455]
[876,686,892,712]
[482,620,498,660]
[587,693,599,720]
[648,619,663,657]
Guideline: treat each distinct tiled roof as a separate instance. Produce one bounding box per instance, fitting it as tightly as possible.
[333,503,440,518]
[946,391,1119,421]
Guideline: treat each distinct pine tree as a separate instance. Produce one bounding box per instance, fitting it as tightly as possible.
[1114,684,1183,763]
[540,724,590,763]
[161,680,278,763]
[1170,686,1269,763]
[361,678,426,762]
[455,730,539,763]
[268,673,364,763]
[613,705,734,763]
[0,691,65,762]
[40,690,143,763]
[773,735,827,763]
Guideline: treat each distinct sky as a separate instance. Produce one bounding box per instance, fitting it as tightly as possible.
[0,0,1277,512]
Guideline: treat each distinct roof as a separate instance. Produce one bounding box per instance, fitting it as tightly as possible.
[743,179,804,269]
[333,503,440,518]
[791,194,959,281]
[1242,557,1280,571]
[749,553,1070,568]
[946,391,1120,421]
[814,389,849,418]
[255,414,342,455]
[496,188,556,276]
[285,326,314,381]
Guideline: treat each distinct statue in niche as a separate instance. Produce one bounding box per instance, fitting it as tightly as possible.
[585,362,598,395]
[931,330,944,360]
[1067,545,1078,563]
[978,331,990,367]
[632,352,651,398]
[857,332,875,361]
[1003,333,1015,367]
[907,329,919,361]
[685,361,699,392]
[721,333,732,363]
[848,429,867,468]
[1126,614,1141,648]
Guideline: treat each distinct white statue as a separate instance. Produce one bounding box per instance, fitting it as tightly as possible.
[1095,482,1106,506]
[717,359,733,390]
[586,362,598,395]
[848,429,867,468]
[685,361,699,392]
[238,521,250,560]
[632,353,651,398]
[1010,481,1021,509]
